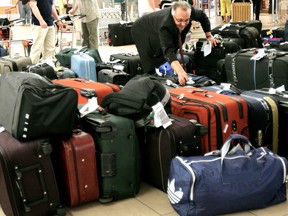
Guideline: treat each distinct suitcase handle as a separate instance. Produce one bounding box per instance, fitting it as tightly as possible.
[187,89,213,98]
[15,163,48,212]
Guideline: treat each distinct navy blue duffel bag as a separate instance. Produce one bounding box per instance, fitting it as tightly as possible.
[168,134,288,216]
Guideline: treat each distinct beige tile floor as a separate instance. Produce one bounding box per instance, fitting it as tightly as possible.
[1,11,288,216]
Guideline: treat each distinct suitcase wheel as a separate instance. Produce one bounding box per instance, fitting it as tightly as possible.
[99,197,113,204]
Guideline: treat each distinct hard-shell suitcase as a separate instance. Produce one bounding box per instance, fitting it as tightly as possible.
[0,55,32,71]
[52,129,99,207]
[108,22,134,46]
[0,129,65,216]
[225,49,288,90]
[71,53,97,81]
[169,87,249,153]
[81,111,141,203]
[109,53,143,77]
[141,114,205,192]
[52,78,121,105]
[97,68,131,86]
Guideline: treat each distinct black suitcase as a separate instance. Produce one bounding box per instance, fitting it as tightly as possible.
[194,38,239,83]
[98,68,131,86]
[253,89,288,159]
[211,24,262,48]
[108,22,134,46]
[0,129,65,216]
[225,49,288,90]
[25,63,57,80]
[0,72,78,141]
[81,111,141,203]
[109,53,143,77]
[141,114,205,192]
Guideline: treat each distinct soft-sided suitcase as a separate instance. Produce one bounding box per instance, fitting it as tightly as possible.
[225,49,288,90]
[81,111,141,203]
[253,89,288,159]
[108,22,134,46]
[194,38,240,83]
[97,68,131,86]
[51,129,99,207]
[52,78,121,105]
[109,53,143,77]
[201,85,279,151]
[141,114,205,192]
[0,56,32,71]
[0,129,65,216]
[168,134,288,216]
[0,72,78,141]
[71,53,97,81]
[169,87,249,153]
[0,58,13,74]
[25,63,57,80]
[211,24,261,48]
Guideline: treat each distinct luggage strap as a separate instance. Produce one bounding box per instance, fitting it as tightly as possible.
[263,96,279,153]
[267,54,276,88]
[231,53,238,85]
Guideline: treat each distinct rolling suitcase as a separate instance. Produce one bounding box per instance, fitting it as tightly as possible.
[71,53,97,81]
[141,114,206,192]
[201,85,279,151]
[108,22,134,46]
[225,49,288,90]
[253,89,288,159]
[52,78,121,105]
[0,129,65,216]
[51,129,99,207]
[109,53,143,77]
[194,38,240,83]
[169,87,249,153]
[81,111,141,203]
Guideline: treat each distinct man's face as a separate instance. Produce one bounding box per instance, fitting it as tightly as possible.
[172,8,191,32]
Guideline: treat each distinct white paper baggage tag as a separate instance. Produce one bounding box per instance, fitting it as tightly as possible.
[79,97,99,118]
[152,102,172,129]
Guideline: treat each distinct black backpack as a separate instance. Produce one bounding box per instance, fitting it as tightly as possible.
[101,76,170,121]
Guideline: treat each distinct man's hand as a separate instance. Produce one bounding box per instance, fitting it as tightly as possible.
[177,70,188,86]
[40,20,48,28]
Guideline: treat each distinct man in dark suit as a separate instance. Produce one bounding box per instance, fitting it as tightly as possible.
[131,1,216,85]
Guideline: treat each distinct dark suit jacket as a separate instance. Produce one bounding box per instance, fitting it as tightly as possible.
[131,7,211,73]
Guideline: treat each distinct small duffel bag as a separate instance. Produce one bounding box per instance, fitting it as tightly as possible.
[168,134,288,216]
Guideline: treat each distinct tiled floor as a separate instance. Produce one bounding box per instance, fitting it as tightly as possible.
[1,11,288,216]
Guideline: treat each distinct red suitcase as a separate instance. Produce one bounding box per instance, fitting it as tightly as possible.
[52,129,99,207]
[53,78,121,105]
[169,87,249,153]
[0,129,65,216]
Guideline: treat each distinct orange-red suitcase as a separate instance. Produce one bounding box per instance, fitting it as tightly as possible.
[52,129,99,207]
[169,87,249,153]
[53,78,121,105]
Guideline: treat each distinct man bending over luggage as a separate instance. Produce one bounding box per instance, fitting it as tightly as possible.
[131,1,217,85]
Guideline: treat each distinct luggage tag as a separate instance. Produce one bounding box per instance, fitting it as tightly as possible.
[79,97,99,118]
[152,102,172,129]
[201,41,212,57]
[0,126,4,133]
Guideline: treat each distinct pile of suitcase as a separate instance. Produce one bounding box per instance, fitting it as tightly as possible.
[1,19,288,216]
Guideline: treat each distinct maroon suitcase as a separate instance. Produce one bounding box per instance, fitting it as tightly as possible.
[52,129,99,207]
[169,87,249,153]
[0,129,65,216]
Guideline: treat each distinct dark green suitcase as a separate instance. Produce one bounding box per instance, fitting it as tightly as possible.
[81,111,141,203]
